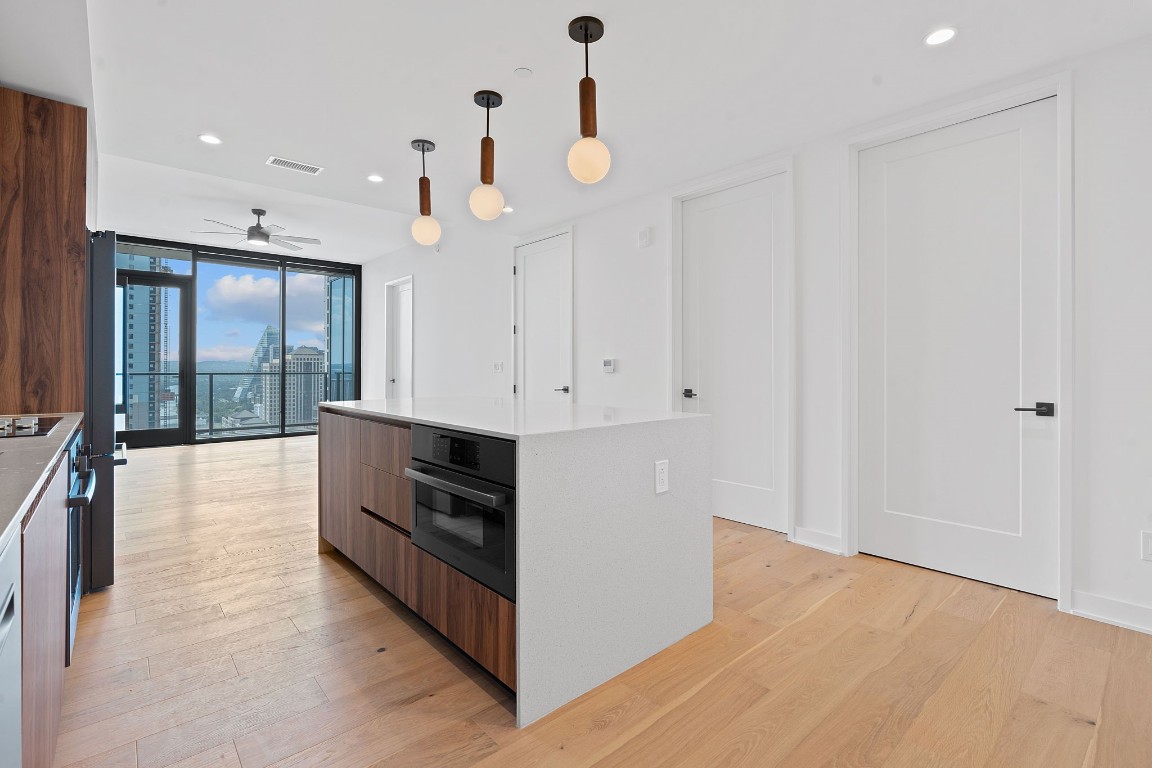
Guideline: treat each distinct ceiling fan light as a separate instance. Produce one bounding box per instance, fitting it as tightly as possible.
[411,215,441,246]
[469,184,505,221]
[568,136,611,184]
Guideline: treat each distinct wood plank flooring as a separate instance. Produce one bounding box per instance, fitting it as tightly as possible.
[56,437,1152,767]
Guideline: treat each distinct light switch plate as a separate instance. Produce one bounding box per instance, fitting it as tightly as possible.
[1142,531,1152,562]
[493,362,504,373]
[654,460,669,494]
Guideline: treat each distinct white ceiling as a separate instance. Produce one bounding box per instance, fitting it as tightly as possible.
[83,0,1152,258]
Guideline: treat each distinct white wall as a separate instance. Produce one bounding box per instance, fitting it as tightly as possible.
[1069,38,1152,626]
[362,34,1152,631]
[361,225,516,400]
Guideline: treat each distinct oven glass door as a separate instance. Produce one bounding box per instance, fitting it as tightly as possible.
[409,464,514,601]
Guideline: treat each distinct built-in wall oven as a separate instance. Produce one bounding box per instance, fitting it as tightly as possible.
[407,425,516,602]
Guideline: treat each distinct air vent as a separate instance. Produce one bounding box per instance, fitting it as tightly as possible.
[265,156,324,175]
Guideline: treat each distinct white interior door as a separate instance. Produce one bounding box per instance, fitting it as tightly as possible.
[515,233,573,402]
[858,97,1059,598]
[682,173,791,532]
[386,278,413,398]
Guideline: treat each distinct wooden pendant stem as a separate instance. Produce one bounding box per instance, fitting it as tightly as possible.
[579,76,597,138]
[418,176,431,216]
[480,136,494,185]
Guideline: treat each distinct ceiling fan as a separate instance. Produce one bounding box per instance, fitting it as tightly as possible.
[192,208,321,251]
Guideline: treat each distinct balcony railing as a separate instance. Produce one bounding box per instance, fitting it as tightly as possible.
[196,371,355,440]
[114,370,355,440]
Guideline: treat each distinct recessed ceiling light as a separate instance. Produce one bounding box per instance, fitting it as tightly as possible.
[502,206,514,213]
[514,67,533,78]
[924,28,956,46]
[198,133,222,145]
[367,174,384,183]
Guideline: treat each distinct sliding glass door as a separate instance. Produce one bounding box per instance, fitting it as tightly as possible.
[114,244,195,448]
[112,237,359,445]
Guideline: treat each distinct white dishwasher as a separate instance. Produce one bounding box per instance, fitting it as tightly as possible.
[0,533,21,768]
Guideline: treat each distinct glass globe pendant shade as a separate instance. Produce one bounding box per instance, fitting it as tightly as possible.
[568,136,611,184]
[411,215,441,246]
[469,184,505,221]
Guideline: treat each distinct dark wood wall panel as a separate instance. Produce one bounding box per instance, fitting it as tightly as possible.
[0,86,87,414]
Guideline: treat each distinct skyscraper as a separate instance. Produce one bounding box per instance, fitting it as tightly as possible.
[235,324,281,405]
[261,346,325,428]
[120,251,176,430]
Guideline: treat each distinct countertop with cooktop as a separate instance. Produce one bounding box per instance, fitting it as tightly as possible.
[0,413,82,553]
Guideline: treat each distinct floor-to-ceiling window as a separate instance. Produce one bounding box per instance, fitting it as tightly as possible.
[114,236,360,446]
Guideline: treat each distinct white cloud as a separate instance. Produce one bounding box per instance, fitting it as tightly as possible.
[197,344,255,362]
[206,272,327,333]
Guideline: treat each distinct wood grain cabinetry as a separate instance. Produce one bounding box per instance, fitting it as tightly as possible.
[21,451,68,768]
[360,465,411,532]
[361,420,411,477]
[318,411,361,552]
[0,86,88,415]
[320,408,516,691]
[409,545,516,689]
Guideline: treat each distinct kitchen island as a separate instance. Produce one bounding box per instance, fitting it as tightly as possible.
[318,397,712,726]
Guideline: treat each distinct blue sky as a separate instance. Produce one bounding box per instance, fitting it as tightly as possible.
[196,262,327,362]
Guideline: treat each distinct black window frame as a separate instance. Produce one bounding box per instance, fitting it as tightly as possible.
[115,234,362,445]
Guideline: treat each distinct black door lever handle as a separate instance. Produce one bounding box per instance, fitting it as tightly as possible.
[1015,402,1055,417]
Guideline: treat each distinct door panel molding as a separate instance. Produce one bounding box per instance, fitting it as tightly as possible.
[841,72,1074,609]
[670,157,795,537]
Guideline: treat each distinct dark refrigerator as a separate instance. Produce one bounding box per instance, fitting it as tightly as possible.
[84,230,123,591]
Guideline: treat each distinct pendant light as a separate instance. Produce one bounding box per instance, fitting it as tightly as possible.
[469,90,505,221]
[410,139,441,246]
[567,16,610,184]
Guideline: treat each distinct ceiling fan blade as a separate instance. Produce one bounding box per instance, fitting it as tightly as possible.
[261,224,285,235]
[191,230,240,234]
[234,238,248,247]
[204,219,245,232]
[270,237,302,251]
[274,235,322,245]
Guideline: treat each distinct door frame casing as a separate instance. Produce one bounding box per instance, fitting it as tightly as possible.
[513,227,574,401]
[841,73,1075,610]
[383,275,414,398]
[667,156,797,540]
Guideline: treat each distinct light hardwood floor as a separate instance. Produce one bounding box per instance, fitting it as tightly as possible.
[56,437,1151,767]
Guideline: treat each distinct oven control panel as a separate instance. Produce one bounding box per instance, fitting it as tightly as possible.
[432,434,481,471]
[411,425,515,488]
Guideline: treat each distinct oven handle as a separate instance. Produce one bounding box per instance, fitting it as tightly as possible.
[67,469,96,508]
[404,467,507,508]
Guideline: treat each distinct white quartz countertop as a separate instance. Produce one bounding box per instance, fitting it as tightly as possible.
[321,398,704,439]
[0,412,82,554]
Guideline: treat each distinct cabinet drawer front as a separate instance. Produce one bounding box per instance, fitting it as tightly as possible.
[360,421,411,476]
[360,465,412,532]
[408,546,516,690]
[350,511,412,604]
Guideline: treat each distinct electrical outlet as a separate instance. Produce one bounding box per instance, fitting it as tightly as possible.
[493,361,504,373]
[1142,531,1152,562]
[654,460,669,494]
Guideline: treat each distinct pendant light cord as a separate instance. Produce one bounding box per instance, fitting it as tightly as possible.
[421,146,426,177]
[584,37,590,77]
[486,105,490,138]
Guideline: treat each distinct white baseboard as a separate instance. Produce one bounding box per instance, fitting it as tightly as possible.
[790,526,844,555]
[1070,590,1152,636]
